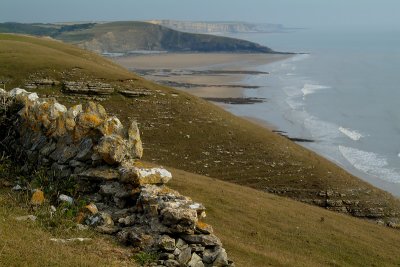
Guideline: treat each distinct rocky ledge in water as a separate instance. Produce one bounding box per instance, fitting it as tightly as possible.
[0,88,234,267]
[202,97,265,105]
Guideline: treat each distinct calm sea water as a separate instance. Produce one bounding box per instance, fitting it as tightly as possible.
[222,29,400,195]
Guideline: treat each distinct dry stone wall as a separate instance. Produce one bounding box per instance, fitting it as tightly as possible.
[0,88,234,267]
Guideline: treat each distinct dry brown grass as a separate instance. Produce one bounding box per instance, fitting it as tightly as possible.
[169,168,400,267]
[1,33,399,217]
[1,33,400,266]
[0,189,137,267]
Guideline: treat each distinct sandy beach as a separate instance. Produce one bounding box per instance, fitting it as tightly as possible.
[113,53,291,98]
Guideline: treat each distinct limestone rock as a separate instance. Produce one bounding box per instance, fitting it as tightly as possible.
[75,138,93,161]
[95,135,129,165]
[128,121,143,159]
[79,167,120,181]
[31,190,45,205]
[1,89,233,267]
[158,235,176,252]
[213,248,229,267]
[65,104,82,131]
[74,102,107,140]
[98,116,124,136]
[59,194,74,205]
[203,247,220,264]
[164,259,180,267]
[118,214,136,226]
[161,207,198,234]
[188,252,204,267]
[49,145,78,164]
[181,234,222,247]
[178,247,192,265]
[85,203,98,214]
[119,162,172,185]
[196,221,213,234]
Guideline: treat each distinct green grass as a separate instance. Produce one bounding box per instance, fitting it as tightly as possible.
[170,168,400,267]
[0,159,137,266]
[0,33,399,220]
[0,33,400,266]
[0,188,137,267]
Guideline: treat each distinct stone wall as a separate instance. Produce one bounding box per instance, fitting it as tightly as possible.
[0,88,234,267]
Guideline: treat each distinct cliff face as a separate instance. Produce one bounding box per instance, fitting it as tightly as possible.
[0,21,275,54]
[59,22,274,54]
[148,20,286,34]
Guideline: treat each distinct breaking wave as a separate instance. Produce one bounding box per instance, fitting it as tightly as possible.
[339,145,400,183]
[338,127,364,141]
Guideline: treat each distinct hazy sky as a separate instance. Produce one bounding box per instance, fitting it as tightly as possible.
[2,0,400,30]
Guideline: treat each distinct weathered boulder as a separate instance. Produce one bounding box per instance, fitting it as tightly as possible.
[0,88,234,267]
[158,235,176,252]
[213,248,229,267]
[161,207,198,234]
[79,167,120,181]
[74,102,107,141]
[31,189,45,205]
[188,252,204,267]
[181,234,222,247]
[128,121,143,159]
[178,247,192,265]
[119,162,172,185]
[75,137,93,161]
[98,116,124,136]
[95,135,129,165]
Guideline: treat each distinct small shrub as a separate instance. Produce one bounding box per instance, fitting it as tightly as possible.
[133,252,159,266]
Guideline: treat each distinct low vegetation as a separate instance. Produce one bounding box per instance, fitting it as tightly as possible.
[0,21,274,54]
[0,159,137,267]
[0,33,400,266]
[170,168,400,266]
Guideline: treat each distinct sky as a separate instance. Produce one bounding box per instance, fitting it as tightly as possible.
[2,0,400,30]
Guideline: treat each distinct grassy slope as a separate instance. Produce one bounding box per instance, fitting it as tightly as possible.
[0,34,399,217]
[0,33,400,265]
[169,169,400,267]
[0,21,274,53]
[0,34,134,88]
[55,21,273,53]
[0,190,136,267]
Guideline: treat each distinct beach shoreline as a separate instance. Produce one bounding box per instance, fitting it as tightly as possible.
[114,53,290,99]
[113,52,400,197]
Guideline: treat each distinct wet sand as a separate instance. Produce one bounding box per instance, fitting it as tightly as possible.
[113,53,291,98]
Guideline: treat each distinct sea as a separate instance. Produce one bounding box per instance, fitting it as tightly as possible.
[221,28,400,196]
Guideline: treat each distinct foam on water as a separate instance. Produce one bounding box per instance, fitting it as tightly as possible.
[339,146,400,183]
[338,127,364,141]
[301,83,330,97]
[282,86,302,97]
[303,114,341,140]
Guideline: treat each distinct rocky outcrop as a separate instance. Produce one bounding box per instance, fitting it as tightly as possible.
[62,81,114,95]
[0,88,234,267]
[25,79,60,89]
[149,20,287,34]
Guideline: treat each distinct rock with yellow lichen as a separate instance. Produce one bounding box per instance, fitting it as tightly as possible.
[0,88,234,267]
[31,189,45,205]
[119,162,172,185]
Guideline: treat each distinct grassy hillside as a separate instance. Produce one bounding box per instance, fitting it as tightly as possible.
[0,189,136,266]
[2,168,400,267]
[170,168,400,266]
[0,33,399,222]
[0,21,274,54]
[0,33,400,266]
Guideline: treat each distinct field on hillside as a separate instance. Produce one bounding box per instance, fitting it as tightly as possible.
[0,34,399,225]
[0,188,137,266]
[169,169,400,266]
